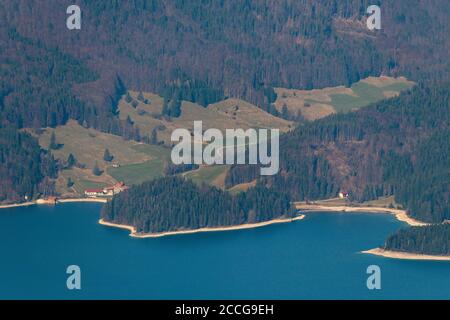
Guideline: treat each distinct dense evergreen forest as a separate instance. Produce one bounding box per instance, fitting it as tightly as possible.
[0,127,57,203]
[384,224,449,256]
[0,26,142,138]
[2,0,449,116]
[101,177,295,234]
[163,163,200,176]
[227,82,450,223]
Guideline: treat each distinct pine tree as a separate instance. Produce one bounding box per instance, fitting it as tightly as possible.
[125,92,132,103]
[92,162,102,176]
[67,177,74,188]
[103,149,114,162]
[170,97,182,118]
[67,153,76,168]
[162,97,170,117]
[126,115,134,125]
[49,131,58,150]
[281,104,290,119]
[150,128,158,145]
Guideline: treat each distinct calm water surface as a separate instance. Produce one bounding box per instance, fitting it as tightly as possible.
[0,203,448,299]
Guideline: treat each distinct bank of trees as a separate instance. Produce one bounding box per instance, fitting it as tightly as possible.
[384,224,449,256]
[0,127,57,203]
[101,177,295,234]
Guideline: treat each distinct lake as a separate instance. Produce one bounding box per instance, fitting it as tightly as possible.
[0,203,448,299]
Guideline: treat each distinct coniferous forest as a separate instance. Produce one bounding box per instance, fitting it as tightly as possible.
[384,224,449,256]
[0,127,57,203]
[101,177,294,234]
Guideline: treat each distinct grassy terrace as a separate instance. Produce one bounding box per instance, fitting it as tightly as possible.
[107,144,170,186]
[274,76,415,120]
[184,165,230,189]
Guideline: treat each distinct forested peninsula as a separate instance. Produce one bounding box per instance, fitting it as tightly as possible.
[101,177,296,235]
[383,224,449,256]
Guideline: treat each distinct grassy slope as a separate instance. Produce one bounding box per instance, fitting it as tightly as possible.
[119,92,292,145]
[37,121,170,195]
[107,144,170,186]
[274,76,415,120]
[36,120,230,194]
[183,165,231,189]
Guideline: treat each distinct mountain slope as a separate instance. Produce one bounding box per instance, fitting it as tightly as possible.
[2,0,449,116]
[227,82,450,223]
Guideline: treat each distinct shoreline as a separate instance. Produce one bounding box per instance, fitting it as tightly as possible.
[57,198,108,204]
[0,201,36,209]
[99,214,305,238]
[295,203,426,227]
[362,248,450,261]
[0,198,108,210]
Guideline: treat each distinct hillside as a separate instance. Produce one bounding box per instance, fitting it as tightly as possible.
[0,128,57,203]
[31,88,292,196]
[2,0,449,128]
[34,121,170,196]
[1,1,449,204]
[118,92,292,145]
[226,82,450,223]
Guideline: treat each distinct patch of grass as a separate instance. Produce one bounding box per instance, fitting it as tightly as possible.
[131,144,170,157]
[380,82,414,92]
[78,180,105,191]
[304,98,323,105]
[107,160,164,186]
[329,94,364,113]
[362,196,400,208]
[275,76,415,120]
[313,198,349,206]
[330,82,385,113]
[184,165,230,187]
[227,180,257,195]
[119,93,292,145]
[55,167,118,195]
[38,121,151,169]
[107,144,170,186]
[38,121,175,194]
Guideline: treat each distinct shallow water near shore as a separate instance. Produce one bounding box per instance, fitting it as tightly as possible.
[0,203,448,299]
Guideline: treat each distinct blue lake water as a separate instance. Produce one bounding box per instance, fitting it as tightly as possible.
[0,203,448,299]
